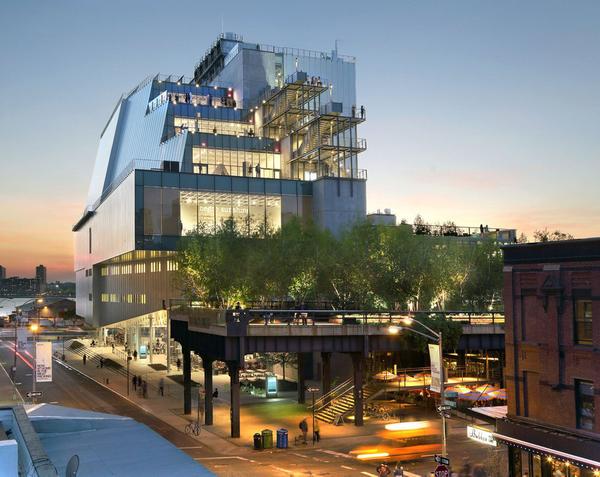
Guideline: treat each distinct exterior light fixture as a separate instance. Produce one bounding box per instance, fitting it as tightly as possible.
[388,325,400,335]
[30,323,39,333]
[402,317,413,326]
[195,83,199,87]
[214,86,218,90]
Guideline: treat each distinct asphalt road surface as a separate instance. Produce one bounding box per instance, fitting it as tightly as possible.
[0,336,407,476]
[0,334,499,476]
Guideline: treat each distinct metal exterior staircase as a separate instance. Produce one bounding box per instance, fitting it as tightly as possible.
[312,379,383,424]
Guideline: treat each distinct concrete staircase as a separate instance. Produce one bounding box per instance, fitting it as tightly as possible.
[313,379,382,424]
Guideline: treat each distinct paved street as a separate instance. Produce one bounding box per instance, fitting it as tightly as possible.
[0,333,505,476]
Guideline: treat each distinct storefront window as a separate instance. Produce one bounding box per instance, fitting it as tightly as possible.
[180,191,197,235]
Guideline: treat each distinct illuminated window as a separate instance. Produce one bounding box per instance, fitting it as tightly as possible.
[101,266,108,277]
[101,293,109,302]
[574,299,593,345]
[109,293,119,303]
[150,261,161,273]
[167,260,179,271]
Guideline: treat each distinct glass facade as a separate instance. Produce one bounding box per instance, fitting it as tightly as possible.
[192,146,280,178]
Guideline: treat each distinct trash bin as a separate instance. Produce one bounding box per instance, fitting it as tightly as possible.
[276,428,288,449]
[253,432,263,450]
[261,429,273,449]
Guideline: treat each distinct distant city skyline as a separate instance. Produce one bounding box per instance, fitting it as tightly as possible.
[1,0,599,281]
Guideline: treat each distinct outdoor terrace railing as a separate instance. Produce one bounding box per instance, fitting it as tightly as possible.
[169,305,504,335]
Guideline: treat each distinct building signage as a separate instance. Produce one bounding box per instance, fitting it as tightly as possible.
[428,343,442,393]
[467,426,497,446]
[35,341,52,383]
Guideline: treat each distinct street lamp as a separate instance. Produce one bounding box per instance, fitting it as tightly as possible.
[388,317,447,457]
[30,323,39,403]
[307,386,319,445]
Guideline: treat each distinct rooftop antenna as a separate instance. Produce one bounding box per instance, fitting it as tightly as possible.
[220,16,224,36]
[334,39,340,55]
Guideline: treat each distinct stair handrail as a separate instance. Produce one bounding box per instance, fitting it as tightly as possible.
[309,378,352,410]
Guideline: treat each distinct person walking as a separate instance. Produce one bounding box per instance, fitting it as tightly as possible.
[132,375,137,391]
[393,464,404,476]
[299,417,308,444]
[376,463,391,477]
[111,343,115,353]
[313,419,320,443]
[83,354,87,365]
[176,358,182,371]
[142,380,148,398]
[212,388,219,399]
[133,350,138,361]
[159,378,164,397]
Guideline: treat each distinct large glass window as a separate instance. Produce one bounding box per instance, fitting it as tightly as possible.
[192,147,281,179]
[574,299,593,345]
[576,379,594,430]
[197,192,215,232]
[162,188,181,236]
[143,188,162,235]
[180,191,197,235]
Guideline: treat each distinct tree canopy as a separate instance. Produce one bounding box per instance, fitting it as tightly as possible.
[176,218,504,312]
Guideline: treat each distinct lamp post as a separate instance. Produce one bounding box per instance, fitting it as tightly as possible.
[30,298,44,404]
[127,356,132,396]
[307,386,319,445]
[389,317,447,457]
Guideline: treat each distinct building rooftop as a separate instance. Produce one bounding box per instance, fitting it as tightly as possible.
[502,237,600,264]
[0,404,213,476]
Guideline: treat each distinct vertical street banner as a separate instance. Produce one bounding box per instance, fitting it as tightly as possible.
[428,343,441,393]
[36,341,52,383]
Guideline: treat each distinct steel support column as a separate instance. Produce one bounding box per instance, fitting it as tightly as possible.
[297,352,307,404]
[228,361,241,438]
[203,357,214,425]
[321,352,332,406]
[351,353,365,426]
[183,344,192,415]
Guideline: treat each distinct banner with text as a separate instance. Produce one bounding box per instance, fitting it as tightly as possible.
[428,343,441,393]
[35,341,52,383]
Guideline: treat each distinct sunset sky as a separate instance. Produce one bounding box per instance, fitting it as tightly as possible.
[1,1,599,282]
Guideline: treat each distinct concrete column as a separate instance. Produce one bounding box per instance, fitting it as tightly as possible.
[183,345,192,415]
[352,353,365,426]
[297,353,306,404]
[228,361,241,438]
[149,316,154,365]
[203,357,214,426]
[321,352,332,405]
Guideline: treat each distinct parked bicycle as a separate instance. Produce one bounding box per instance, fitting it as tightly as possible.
[185,420,201,436]
[366,403,391,421]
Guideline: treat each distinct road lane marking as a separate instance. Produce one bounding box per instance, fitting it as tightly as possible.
[341,465,355,470]
[271,466,293,474]
[361,472,378,477]
[318,449,353,459]
[293,452,309,458]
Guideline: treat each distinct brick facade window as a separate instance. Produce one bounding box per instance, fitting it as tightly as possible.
[575,379,594,430]
[574,299,593,345]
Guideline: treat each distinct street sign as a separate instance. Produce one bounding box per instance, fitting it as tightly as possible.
[437,405,452,412]
[434,464,449,477]
[26,391,42,398]
[443,399,457,408]
[434,455,450,466]
[307,387,320,393]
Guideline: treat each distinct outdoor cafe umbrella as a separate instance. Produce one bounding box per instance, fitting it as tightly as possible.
[487,389,507,400]
[458,391,494,402]
[374,371,397,381]
[446,385,471,394]
[474,384,499,394]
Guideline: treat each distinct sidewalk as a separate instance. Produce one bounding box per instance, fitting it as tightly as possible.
[56,338,504,475]
[0,358,23,406]
[58,340,244,455]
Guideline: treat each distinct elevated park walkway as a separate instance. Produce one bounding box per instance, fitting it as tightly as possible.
[169,307,504,437]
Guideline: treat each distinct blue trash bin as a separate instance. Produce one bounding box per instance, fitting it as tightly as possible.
[277,428,288,449]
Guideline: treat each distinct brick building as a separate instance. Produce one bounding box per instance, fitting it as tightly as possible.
[499,238,600,476]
